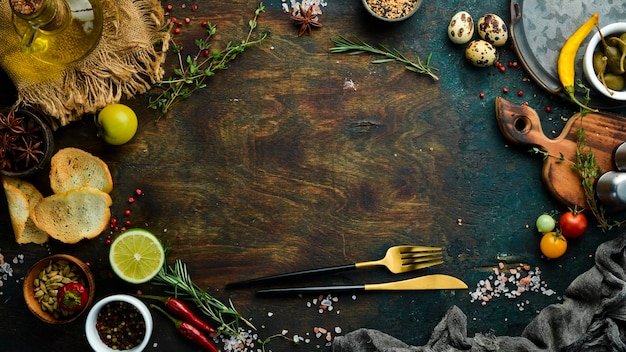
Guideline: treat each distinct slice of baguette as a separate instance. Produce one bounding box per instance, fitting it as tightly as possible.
[49,147,113,194]
[1,177,49,244]
[30,187,112,244]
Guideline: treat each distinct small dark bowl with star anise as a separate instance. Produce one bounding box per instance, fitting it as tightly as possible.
[0,107,54,177]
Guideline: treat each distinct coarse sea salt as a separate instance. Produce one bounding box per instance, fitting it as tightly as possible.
[469,263,556,306]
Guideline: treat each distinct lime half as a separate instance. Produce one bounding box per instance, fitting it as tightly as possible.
[109,228,165,284]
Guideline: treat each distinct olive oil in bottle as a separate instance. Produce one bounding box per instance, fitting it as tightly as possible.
[9,0,103,64]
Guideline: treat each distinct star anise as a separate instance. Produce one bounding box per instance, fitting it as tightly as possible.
[15,136,44,169]
[290,5,322,37]
[0,110,25,134]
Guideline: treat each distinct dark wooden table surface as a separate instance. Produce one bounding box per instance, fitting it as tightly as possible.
[2,1,626,351]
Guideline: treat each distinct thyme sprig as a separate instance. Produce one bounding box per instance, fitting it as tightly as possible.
[153,260,254,338]
[330,36,439,81]
[149,3,269,115]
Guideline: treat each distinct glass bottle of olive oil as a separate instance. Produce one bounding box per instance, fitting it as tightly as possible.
[9,0,103,64]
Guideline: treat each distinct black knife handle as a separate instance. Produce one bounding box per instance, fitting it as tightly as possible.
[225,264,357,288]
[255,284,365,296]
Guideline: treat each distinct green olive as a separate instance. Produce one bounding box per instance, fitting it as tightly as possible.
[593,51,606,75]
[604,45,624,74]
[604,73,625,90]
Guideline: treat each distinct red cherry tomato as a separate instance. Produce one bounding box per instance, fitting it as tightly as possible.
[559,211,588,238]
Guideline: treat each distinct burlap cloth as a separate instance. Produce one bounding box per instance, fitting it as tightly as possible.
[0,0,169,129]
[333,232,626,351]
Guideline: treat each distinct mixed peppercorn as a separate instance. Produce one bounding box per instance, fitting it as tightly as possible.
[96,301,146,350]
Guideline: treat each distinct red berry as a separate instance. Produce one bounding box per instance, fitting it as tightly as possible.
[174,28,181,34]
[181,3,186,8]
[177,21,183,27]
[203,49,209,57]
[125,220,132,226]
[185,17,191,24]
[128,197,135,203]
[508,61,513,67]
[171,17,177,23]
[502,88,508,93]
[201,20,207,27]
[498,66,505,73]
[135,188,143,196]
[166,4,173,11]
[479,92,485,99]
[124,209,131,216]
[517,90,524,97]
[191,4,198,11]
[105,239,112,245]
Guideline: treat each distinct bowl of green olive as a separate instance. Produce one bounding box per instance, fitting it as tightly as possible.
[584,22,626,101]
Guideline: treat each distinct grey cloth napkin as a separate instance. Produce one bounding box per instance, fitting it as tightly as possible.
[333,232,626,352]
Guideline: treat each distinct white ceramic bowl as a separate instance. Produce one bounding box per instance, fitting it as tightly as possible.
[583,22,626,101]
[85,294,153,352]
[361,0,422,22]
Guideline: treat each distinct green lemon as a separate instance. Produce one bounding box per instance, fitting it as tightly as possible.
[109,228,165,284]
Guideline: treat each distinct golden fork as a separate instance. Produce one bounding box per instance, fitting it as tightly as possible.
[226,245,444,288]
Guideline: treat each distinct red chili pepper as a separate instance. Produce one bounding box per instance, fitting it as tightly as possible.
[151,305,218,352]
[58,282,88,311]
[140,295,217,334]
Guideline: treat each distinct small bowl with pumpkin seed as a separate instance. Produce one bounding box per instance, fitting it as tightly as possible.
[583,22,626,101]
[23,254,95,324]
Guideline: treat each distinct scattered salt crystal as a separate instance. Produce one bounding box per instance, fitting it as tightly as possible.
[267,312,274,317]
[335,327,342,334]
[282,329,289,335]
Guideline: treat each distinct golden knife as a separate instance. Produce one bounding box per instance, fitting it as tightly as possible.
[255,274,468,296]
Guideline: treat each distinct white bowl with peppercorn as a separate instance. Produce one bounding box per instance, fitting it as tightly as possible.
[362,0,423,22]
[583,22,626,101]
[85,294,153,352]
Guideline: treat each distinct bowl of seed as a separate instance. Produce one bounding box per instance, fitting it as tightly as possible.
[362,0,423,22]
[23,254,95,324]
[85,294,153,352]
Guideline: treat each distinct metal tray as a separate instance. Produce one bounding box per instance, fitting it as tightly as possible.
[509,0,626,109]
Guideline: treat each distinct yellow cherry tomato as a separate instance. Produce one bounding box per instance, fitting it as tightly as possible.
[540,232,567,259]
[97,103,138,145]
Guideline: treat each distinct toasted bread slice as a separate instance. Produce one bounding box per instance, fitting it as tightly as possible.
[49,148,113,194]
[30,187,112,244]
[1,177,48,244]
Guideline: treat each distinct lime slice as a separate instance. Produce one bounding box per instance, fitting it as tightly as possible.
[109,228,165,284]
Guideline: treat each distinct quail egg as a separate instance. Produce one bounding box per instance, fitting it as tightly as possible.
[477,14,508,47]
[465,40,497,67]
[448,11,474,45]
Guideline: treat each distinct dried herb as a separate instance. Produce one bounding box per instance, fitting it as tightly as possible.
[149,3,269,116]
[330,36,439,81]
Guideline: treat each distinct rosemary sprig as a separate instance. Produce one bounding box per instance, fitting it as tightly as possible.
[329,36,439,81]
[152,260,254,338]
[571,126,607,229]
[149,3,269,115]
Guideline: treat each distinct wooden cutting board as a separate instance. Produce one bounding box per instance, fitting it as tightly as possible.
[495,97,626,209]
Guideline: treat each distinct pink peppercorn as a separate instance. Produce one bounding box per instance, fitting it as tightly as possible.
[517,90,524,97]
[135,188,143,196]
[191,4,198,11]
[545,106,552,113]
[502,88,508,94]
[479,92,485,99]
[128,197,135,203]
[125,209,131,216]
[166,4,173,11]
[201,20,207,27]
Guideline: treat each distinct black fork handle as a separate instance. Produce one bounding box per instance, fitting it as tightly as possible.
[225,263,357,288]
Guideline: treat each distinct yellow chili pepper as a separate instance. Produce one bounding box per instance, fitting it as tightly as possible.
[557,13,599,112]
